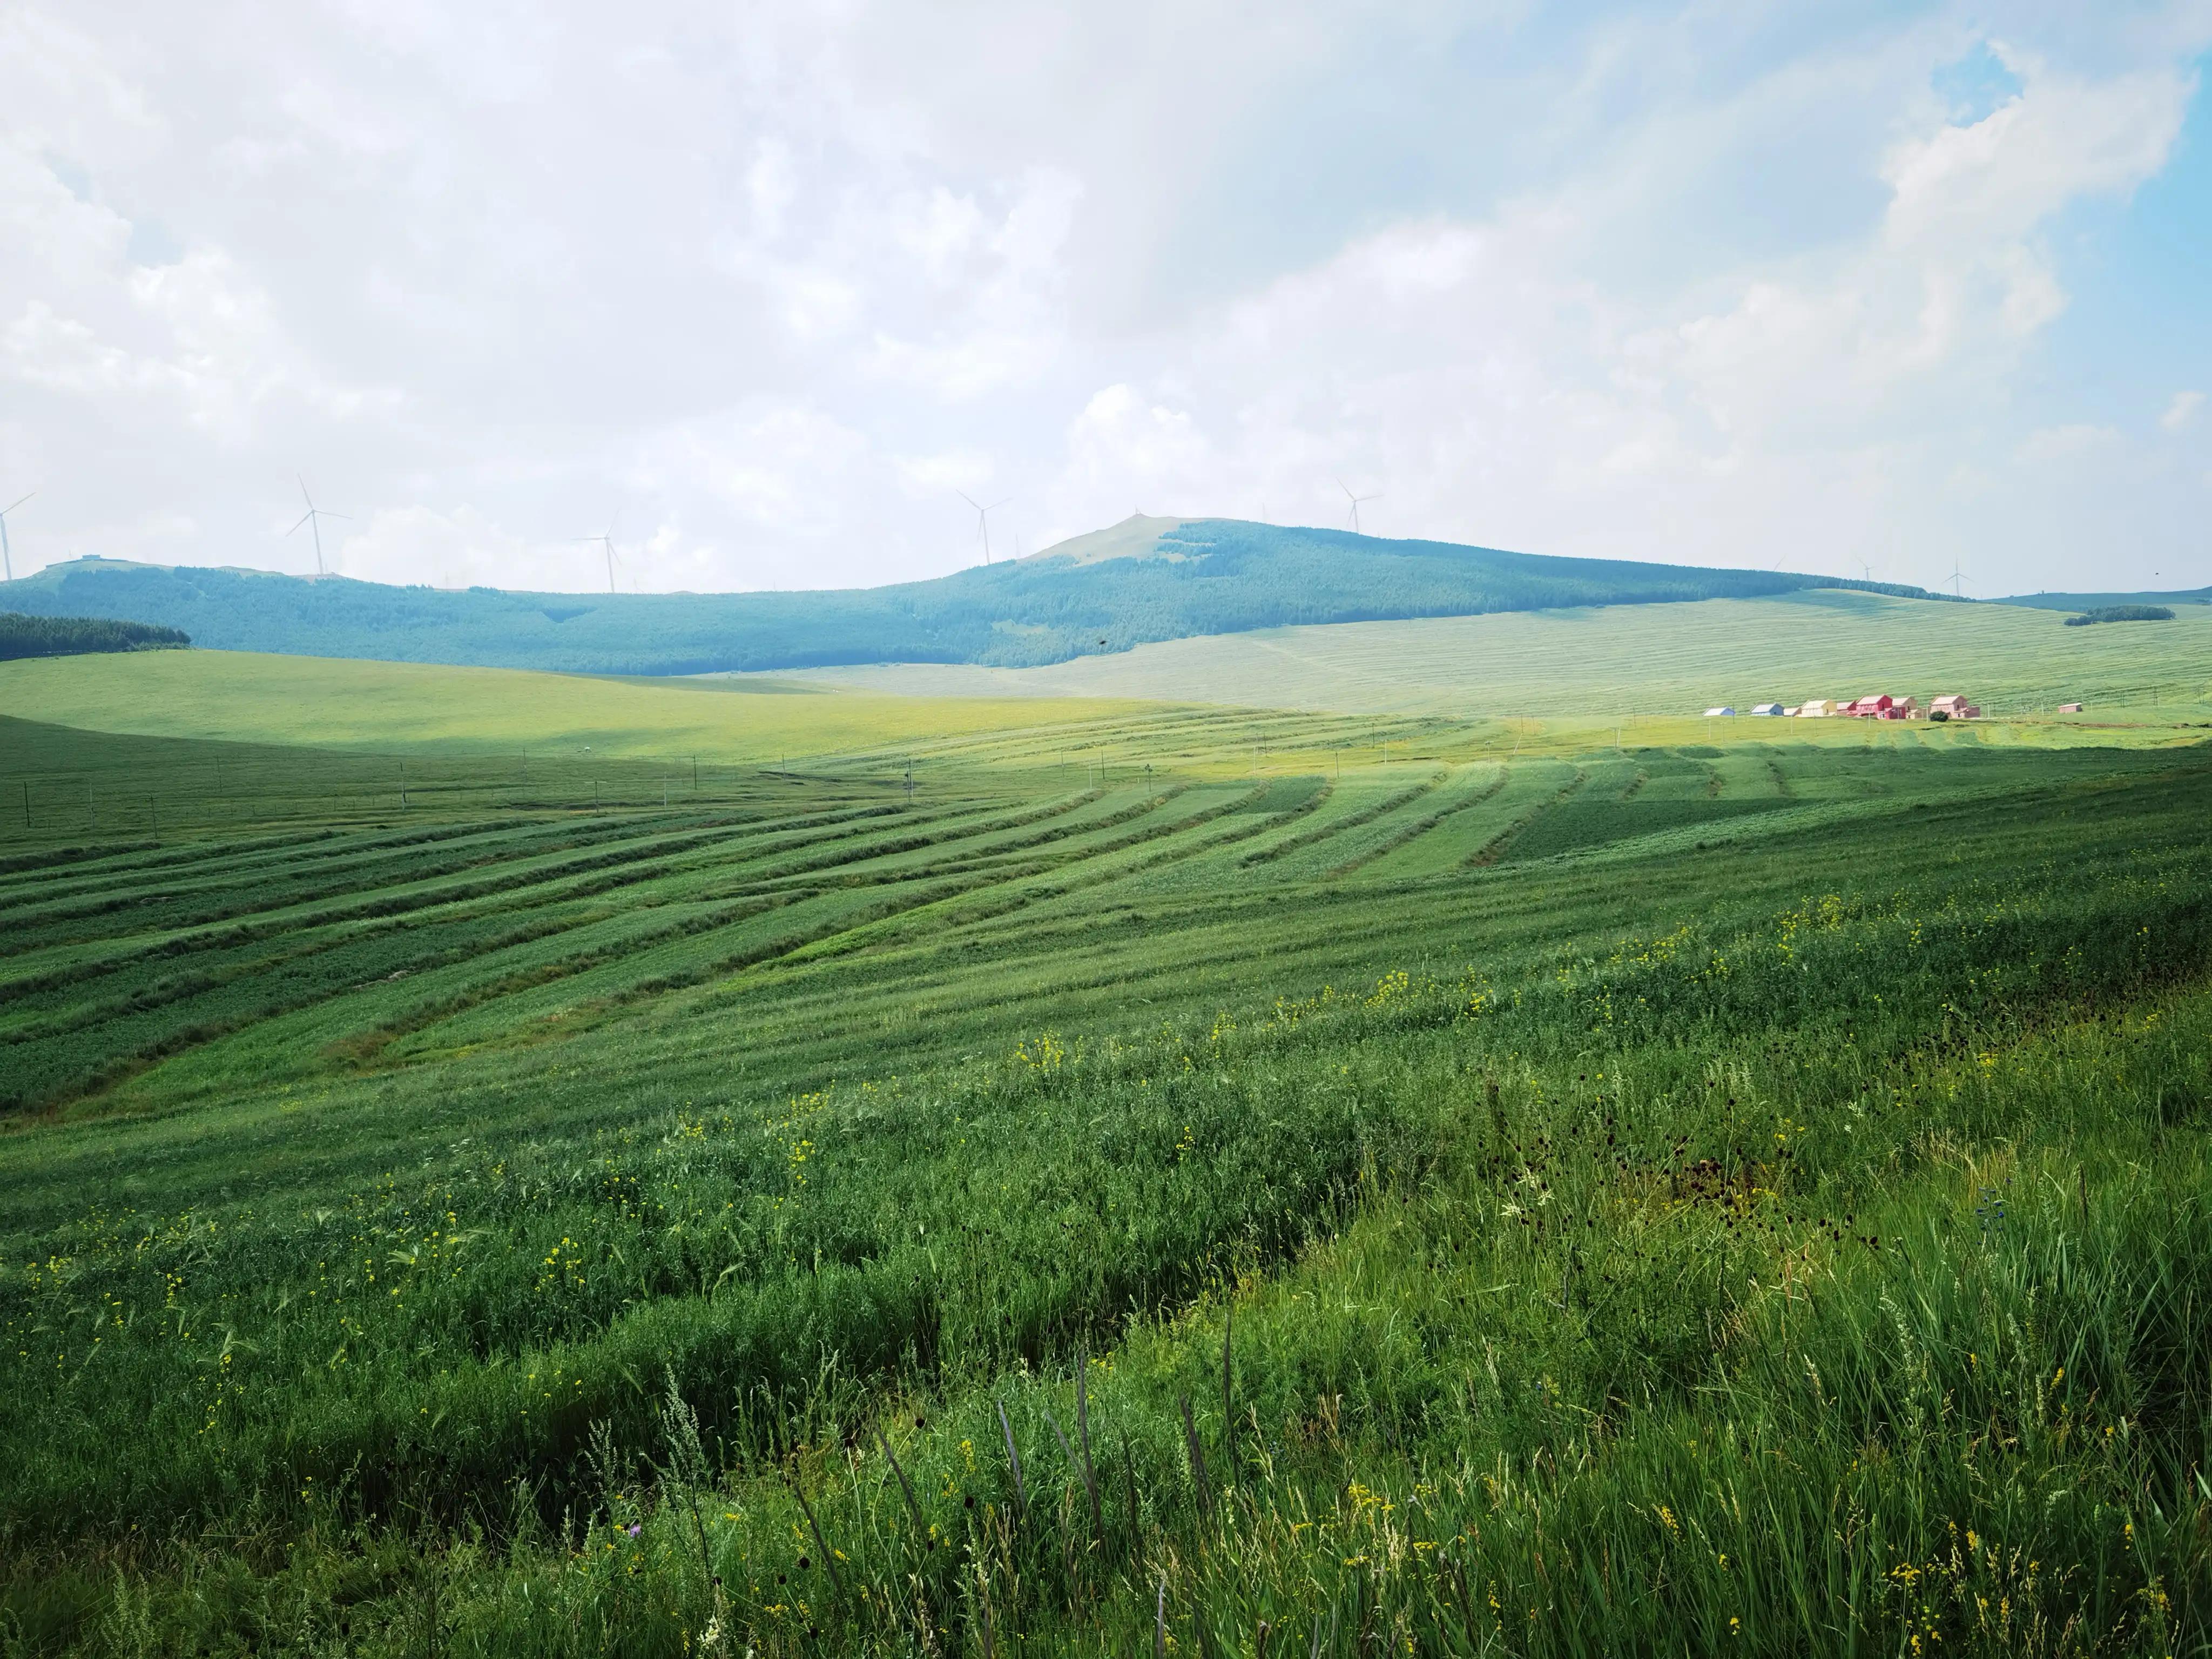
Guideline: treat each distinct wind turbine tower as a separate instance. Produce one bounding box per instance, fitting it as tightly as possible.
[0,493,31,583]
[575,523,623,594]
[288,477,348,576]
[1337,478,1381,536]
[1948,557,1970,597]
[958,491,1011,565]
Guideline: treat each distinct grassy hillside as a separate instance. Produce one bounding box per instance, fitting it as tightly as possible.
[0,519,1934,676]
[795,586,2212,719]
[3,650,2211,1653]
[1,642,2198,849]
[1998,585,2212,612]
[0,650,1159,765]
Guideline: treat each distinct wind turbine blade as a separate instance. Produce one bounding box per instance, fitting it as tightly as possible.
[288,511,314,534]
[987,497,1011,511]
[1,493,32,516]
[956,490,982,512]
[323,512,352,522]
[297,474,315,510]
[1336,477,1353,502]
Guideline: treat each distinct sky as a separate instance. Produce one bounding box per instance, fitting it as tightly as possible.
[2,1,2208,598]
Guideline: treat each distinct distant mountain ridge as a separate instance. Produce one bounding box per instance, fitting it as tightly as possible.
[0,516,1946,677]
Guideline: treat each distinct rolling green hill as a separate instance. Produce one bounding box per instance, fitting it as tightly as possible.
[1998,584,2212,611]
[0,517,1937,676]
[774,587,2212,719]
[4,662,2211,1653]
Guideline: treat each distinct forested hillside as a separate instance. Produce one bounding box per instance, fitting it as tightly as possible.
[0,611,189,661]
[0,518,1937,676]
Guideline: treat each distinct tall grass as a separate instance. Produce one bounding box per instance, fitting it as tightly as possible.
[5,720,2211,1654]
[7,826,2212,1649]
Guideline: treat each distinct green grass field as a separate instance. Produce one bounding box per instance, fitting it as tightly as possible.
[783,589,2212,720]
[3,644,2211,1656]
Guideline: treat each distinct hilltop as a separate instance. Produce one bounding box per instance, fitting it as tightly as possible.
[0,517,1936,677]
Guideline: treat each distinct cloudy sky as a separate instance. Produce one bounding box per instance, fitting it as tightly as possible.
[3,1,2208,597]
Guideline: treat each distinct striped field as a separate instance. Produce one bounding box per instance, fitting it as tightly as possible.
[5,640,2212,1656]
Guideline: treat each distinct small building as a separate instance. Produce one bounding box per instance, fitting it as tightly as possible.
[1796,699,1840,718]
[1703,705,1738,718]
[1881,696,1920,721]
[1842,694,1895,718]
[1930,693,1981,720]
[1750,702,1785,717]
[2058,701,2085,713]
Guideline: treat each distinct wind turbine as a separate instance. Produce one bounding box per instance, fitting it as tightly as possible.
[1947,557,1972,597]
[1337,478,1381,535]
[574,520,623,594]
[957,491,1010,564]
[0,493,31,583]
[288,476,348,576]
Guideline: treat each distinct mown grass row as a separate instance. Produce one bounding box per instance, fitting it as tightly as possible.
[5,729,2211,1653]
[7,811,2209,1527]
[1,788,1171,1113]
[6,840,2210,1652]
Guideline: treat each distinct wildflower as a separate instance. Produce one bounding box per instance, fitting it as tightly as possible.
[626,1522,642,1538]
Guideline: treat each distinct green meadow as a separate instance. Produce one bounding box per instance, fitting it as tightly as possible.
[3,641,2210,1655]
[787,589,2212,721]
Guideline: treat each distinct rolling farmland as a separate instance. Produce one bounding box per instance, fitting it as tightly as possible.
[4,709,2055,1124]
[786,588,2212,718]
[4,648,2212,1655]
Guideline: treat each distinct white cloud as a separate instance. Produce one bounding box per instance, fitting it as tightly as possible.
[2017,423,2122,462]
[1065,385,1211,504]
[0,1,2206,599]
[333,505,542,589]
[894,451,996,497]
